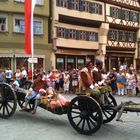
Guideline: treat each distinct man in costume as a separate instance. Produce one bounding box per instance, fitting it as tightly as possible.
[80,58,109,104]
[79,59,101,100]
[22,73,48,114]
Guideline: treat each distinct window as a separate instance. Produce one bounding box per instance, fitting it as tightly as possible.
[110,7,119,18]
[67,57,75,70]
[14,0,44,5]
[36,0,44,5]
[56,57,64,70]
[13,16,43,34]
[33,20,43,35]
[16,57,28,70]
[77,58,84,69]
[130,11,139,22]
[118,31,127,42]
[86,31,98,41]
[127,32,136,42]
[89,32,96,41]
[0,58,11,69]
[34,58,43,70]
[83,1,90,12]
[122,9,129,20]
[90,3,102,14]
[56,0,102,15]
[79,31,87,40]
[108,30,118,41]
[57,27,65,38]
[14,18,24,33]
[0,16,7,32]
[57,27,98,42]
[60,0,67,8]
[69,29,76,39]
[71,0,79,10]
[14,0,24,2]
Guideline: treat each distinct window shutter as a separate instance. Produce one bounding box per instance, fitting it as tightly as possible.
[79,0,84,11]
[99,4,102,15]
[89,3,93,13]
[76,30,80,40]
[110,7,113,17]
[121,9,125,20]
[126,32,129,42]
[137,12,139,22]
[86,32,89,41]
[95,33,98,41]
[56,0,60,6]
[129,11,133,21]
[68,0,72,9]
[114,30,117,40]
[65,29,69,38]
[118,31,122,41]
[56,27,59,37]
[108,30,111,40]
[133,32,136,42]
[118,8,122,19]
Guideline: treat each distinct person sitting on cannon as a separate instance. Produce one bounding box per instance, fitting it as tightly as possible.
[79,58,101,102]
[21,73,48,114]
[79,58,108,104]
[39,87,70,110]
[93,59,111,93]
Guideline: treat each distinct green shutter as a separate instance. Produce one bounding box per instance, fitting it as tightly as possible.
[137,12,139,22]
[110,7,113,17]
[129,11,133,21]
[118,8,122,19]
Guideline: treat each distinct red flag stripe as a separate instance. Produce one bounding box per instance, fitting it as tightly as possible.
[24,0,32,55]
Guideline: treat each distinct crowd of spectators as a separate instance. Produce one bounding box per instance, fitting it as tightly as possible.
[0,64,140,97]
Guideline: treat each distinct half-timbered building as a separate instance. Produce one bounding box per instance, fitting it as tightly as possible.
[52,0,140,71]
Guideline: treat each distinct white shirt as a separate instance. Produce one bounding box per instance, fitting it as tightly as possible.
[5,70,12,79]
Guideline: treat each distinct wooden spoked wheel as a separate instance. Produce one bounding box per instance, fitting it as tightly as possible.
[101,93,117,123]
[67,96,103,135]
[0,83,17,118]
[17,91,35,112]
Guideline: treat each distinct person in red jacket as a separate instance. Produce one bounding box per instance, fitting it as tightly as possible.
[22,73,48,114]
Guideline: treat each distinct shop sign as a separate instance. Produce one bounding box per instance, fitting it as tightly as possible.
[28,57,38,63]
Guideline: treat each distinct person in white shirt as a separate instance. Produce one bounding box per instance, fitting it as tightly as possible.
[5,67,12,84]
[21,67,28,80]
[63,71,70,94]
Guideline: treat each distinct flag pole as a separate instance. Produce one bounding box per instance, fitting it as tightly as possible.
[24,0,36,82]
[31,0,34,82]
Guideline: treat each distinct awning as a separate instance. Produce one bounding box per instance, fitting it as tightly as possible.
[15,54,45,58]
[0,54,14,58]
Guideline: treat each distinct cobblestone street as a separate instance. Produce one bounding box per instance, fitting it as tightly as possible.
[0,94,140,140]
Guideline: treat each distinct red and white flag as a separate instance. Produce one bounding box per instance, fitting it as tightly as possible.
[24,0,36,55]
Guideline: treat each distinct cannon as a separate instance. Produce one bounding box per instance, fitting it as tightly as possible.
[0,82,119,135]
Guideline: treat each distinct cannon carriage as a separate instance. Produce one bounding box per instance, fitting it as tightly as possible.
[1,82,140,135]
[0,82,119,135]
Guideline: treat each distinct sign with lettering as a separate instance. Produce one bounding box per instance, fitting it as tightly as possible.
[28,58,38,63]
